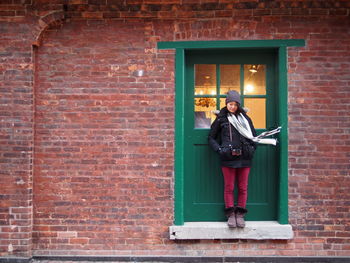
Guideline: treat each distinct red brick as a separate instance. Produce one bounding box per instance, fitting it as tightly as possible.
[1,0,350,258]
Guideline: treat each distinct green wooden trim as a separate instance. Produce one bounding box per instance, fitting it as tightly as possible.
[158,39,305,50]
[194,95,217,98]
[160,40,305,226]
[240,64,244,106]
[174,48,185,225]
[243,95,267,98]
[277,47,289,224]
[216,64,220,110]
[193,94,267,98]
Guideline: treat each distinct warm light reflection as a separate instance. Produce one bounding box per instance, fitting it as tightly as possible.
[245,84,254,93]
[249,65,258,73]
[244,64,266,95]
[194,64,267,129]
[244,98,266,129]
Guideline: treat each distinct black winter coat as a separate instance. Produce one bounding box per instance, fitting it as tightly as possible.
[208,107,257,168]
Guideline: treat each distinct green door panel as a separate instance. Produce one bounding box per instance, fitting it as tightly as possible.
[184,49,278,222]
[185,139,225,221]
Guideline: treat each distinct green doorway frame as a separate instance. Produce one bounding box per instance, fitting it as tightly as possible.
[157,40,305,226]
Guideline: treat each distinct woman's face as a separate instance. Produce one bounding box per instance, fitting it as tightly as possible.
[227,101,239,113]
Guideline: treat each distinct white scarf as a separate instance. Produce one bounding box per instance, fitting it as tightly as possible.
[227,113,281,146]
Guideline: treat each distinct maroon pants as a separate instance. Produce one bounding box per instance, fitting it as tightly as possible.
[222,166,250,209]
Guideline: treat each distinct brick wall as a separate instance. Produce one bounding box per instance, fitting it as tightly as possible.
[33,19,175,253]
[0,0,349,258]
[0,19,36,257]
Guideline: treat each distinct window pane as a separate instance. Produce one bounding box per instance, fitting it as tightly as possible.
[244,98,266,129]
[219,98,226,110]
[194,98,216,128]
[244,64,266,95]
[220,65,240,94]
[195,64,216,96]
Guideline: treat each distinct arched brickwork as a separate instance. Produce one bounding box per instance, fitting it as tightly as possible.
[32,11,66,47]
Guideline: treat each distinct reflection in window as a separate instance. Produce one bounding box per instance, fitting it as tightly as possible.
[194,98,216,129]
[195,64,216,96]
[194,64,267,129]
[220,65,240,94]
[244,64,266,95]
[219,98,227,110]
[244,98,266,129]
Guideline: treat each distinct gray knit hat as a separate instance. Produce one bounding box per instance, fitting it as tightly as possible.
[225,90,241,105]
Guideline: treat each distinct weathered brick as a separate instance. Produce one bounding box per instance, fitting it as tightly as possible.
[0,0,350,259]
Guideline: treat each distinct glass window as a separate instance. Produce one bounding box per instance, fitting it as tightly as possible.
[244,64,266,95]
[194,64,267,129]
[220,65,240,94]
[194,98,216,128]
[195,64,216,96]
[219,97,227,110]
[244,98,266,129]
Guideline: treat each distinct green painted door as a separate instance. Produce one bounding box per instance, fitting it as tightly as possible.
[184,49,278,221]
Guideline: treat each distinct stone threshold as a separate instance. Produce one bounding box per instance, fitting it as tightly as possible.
[169,221,293,240]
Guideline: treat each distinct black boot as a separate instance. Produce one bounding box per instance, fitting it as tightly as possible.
[235,207,248,228]
[225,207,236,228]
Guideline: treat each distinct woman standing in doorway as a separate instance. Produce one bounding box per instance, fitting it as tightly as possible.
[208,90,257,228]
